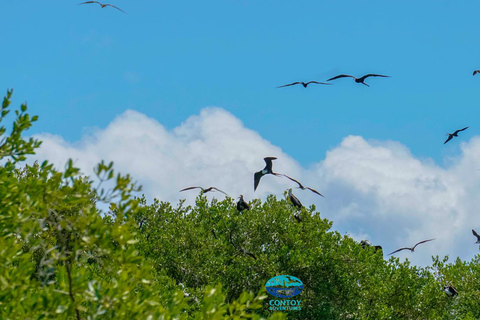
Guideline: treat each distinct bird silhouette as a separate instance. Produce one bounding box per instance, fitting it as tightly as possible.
[236,195,250,212]
[327,74,389,87]
[388,239,435,255]
[254,157,280,191]
[472,229,480,244]
[444,127,469,144]
[180,186,229,197]
[78,1,126,13]
[277,81,332,88]
[473,70,480,76]
[444,285,458,298]
[280,174,325,197]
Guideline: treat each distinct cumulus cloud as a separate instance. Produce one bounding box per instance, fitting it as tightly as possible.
[32,108,480,266]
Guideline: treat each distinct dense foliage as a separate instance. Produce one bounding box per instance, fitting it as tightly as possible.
[1,89,480,319]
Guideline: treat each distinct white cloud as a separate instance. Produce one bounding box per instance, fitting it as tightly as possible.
[32,108,480,266]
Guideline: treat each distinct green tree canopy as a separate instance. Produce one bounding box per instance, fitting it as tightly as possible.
[1,89,480,319]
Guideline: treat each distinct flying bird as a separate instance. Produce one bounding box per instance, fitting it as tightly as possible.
[472,229,480,244]
[444,285,458,298]
[78,1,126,13]
[327,74,390,87]
[288,188,303,210]
[388,239,435,255]
[277,81,332,88]
[237,195,250,212]
[473,70,480,76]
[444,127,469,144]
[254,157,280,191]
[280,174,325,197]
[180,186,229,197]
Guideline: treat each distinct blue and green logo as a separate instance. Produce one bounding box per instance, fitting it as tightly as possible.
[266,275,303,298]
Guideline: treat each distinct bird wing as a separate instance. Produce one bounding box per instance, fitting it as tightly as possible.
[180,186,203,192]
[388,247,412,255]
[279,174,302,188]
[105,4,126,13]
[306,187,325,197]
[79,1,100,4]
[290,194,303,208]
[412,238,435,250]
[264,157,277,172]
[277,82,301,88]
[472,229,480,238]
[444,135,453,144]
[306,81,332,85]
[449,285,458,295]
[363,74,390,78]
[327,74,354,81]
[453,127,469,135]
[254,171,263,191]
[474,70,480,76]
[211,187,229,196]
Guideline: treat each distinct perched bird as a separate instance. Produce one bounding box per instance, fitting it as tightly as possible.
[180,186,229,197]
[444,127,469,144]
[444,285,458,298]
[277,81,332,88]
[388,239,435,255]
[288,188,303,210]
[280,174,325,197]
[254,157,280,191]
[361,240,383,253]
[472,229,480,244]
[473,70,480,76]
[237,195,250,212]
[361,240,372,249]
[327,74,390,87]
[78,1,126,13]
[294,214,302,223]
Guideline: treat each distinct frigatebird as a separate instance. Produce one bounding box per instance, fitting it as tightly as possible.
[78,1,126,13]
[277,81,332,88]
[444,127,469,144]
[237,195,250,212]
[361,240,382,253]
[280,174,324,197]
[388,239,435,255]
[472,229,480,244]
[288,188,303,210]
[327,74,389,87]
[254,157,280,191]
[444,285,458,298]
[180,186,229,197]
[473,70,480,76]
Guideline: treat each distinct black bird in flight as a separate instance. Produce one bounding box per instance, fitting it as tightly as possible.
[180,186,229,197]
[327,74,390,87]
[444,127,469,144]
[388,239,435,255]
[236,195,250,212]
[277,81,332,88]
[444,285,458,298]
[254,157,280,191]
[473,70,480,76]
[472,229,480,244]
[280,174,325,197]
[79,1,126,13]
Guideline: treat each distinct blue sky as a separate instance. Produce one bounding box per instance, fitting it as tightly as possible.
[3,0,480,166]
[3,1,480,265]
